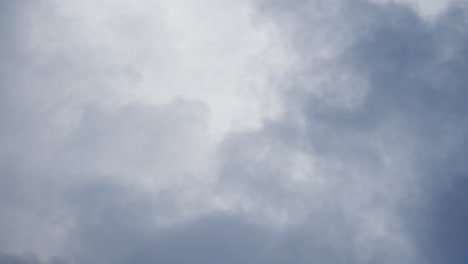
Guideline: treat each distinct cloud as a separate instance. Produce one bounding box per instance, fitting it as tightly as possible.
[216,0,468,263]
[1,0,467,264]
[0,251,67,264]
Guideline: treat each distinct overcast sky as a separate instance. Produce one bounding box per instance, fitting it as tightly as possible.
[1,0,468,263]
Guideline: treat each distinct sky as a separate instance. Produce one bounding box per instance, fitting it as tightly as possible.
[0,0,467,263]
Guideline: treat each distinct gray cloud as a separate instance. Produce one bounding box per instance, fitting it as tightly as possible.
[1,0,467,264]
[0,251,67,264]
[217,1,468,263]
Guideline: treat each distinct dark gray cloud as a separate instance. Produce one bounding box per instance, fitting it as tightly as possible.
[1,0,468,264]
[0,251,67,264]
[342,6,468,263]
[217,1,468,263]
[65,183,273,264]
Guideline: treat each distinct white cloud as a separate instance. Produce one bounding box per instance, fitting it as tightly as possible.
[28,0,291,138]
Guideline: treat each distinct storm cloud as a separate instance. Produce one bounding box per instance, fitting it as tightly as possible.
[1,0,467,263]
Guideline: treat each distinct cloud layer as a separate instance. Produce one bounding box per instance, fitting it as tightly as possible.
[1,0,467,263]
